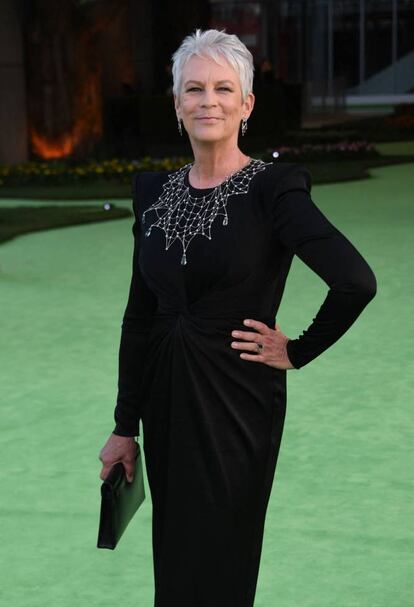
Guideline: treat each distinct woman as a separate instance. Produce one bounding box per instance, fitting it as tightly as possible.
[99,29,377,607]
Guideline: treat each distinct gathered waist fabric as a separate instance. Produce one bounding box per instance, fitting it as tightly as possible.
[139,307,284,406]
[152,307,275,332]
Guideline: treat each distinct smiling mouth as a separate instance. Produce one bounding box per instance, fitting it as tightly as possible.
[197,117,221,120]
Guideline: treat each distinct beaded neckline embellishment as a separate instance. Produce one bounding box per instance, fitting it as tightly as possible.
[142,158,271,266]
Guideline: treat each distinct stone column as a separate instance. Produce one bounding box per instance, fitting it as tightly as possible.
[0,0,28,164]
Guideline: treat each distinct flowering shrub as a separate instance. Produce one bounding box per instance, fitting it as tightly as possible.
[267,140,379,162]
[0,142,380,188]
[0,156,193,187]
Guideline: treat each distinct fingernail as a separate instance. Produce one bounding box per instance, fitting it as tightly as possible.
[243,319,251,325]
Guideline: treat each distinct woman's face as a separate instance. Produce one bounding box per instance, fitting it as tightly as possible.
[174,54,254,146]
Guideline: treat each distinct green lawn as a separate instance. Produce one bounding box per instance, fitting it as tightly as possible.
[1,160,413,606]
[0,205,131,245]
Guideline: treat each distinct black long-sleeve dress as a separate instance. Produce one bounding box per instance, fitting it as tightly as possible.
[112,160,376,607]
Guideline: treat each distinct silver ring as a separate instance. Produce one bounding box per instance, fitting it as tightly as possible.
[256,343,263,353]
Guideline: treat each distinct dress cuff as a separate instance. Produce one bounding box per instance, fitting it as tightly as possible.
[286,339,303,370]
[112,423,139,438]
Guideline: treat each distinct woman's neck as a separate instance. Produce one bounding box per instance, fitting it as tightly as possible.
[189,146,251,189]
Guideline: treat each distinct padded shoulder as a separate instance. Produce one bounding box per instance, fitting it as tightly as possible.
[269,162,312,199]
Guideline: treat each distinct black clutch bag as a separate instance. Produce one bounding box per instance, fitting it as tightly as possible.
[97,439,145,550]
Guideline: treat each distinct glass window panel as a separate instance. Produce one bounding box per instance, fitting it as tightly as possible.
[333,0,360,88]
[301,0,326,84]
[398,0,414,59]
[365,0,393,80]
[209,2,264,63]
[277,0,304,82]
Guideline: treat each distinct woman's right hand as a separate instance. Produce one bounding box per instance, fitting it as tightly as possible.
[98,433,138,482]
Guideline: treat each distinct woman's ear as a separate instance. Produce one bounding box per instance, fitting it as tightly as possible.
[173,94,180,115]
[244,92,255,119]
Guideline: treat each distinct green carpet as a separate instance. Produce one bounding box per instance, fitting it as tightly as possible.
[1,162,413,606]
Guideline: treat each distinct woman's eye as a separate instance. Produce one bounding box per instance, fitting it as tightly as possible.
[186,87,232,92]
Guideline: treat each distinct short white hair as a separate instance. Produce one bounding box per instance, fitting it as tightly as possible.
[171,28,254,103]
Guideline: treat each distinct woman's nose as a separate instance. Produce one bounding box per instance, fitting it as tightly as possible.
[200,90,218,106]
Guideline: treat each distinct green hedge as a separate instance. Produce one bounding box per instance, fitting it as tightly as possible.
[0,141,384,188]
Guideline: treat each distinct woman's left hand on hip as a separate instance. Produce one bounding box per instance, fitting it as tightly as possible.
[230,319,295,370]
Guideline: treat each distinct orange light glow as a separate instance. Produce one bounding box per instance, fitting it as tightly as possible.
[30,129,77,159]
[30,12,106,160]
[30,69,103,159]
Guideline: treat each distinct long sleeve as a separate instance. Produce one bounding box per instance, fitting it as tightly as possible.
[272,164,377,369]
[113,173,158,436]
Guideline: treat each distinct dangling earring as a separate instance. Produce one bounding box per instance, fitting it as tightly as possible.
[241,117,248,137]
[177,118,183,136]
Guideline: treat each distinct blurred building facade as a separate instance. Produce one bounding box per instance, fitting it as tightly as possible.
[210,0,414,114]
[1,0,414,163]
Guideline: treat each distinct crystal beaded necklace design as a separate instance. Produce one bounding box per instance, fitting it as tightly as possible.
[142,158,271,265]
